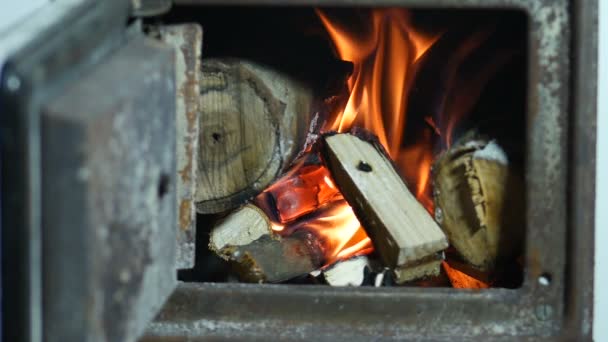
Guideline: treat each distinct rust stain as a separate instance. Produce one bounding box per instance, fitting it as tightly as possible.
[180,29,200,135]
[177,27,200,185]
[528,247,542,277]
[179,142,193,183]
[179,199,192,231]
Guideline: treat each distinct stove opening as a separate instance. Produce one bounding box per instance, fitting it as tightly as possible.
[169,7,528,289]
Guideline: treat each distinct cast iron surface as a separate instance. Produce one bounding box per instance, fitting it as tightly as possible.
[144,0,596,340]
[0,1,128,341]
[158,23,203,270]
[42,35,177,342]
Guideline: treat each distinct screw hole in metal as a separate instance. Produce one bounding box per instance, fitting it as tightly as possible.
[158,173,170,198]
[538,273,552,286]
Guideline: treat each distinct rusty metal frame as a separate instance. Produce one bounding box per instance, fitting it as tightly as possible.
[144,0,597,340]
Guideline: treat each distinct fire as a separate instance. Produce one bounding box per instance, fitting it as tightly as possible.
[253,9,498,288]
[255,163,373,265]
[442,261,490,289]
[262,164,342,223]
[286,199,373,266]
[317,8,440,210]
[256,9,443,268]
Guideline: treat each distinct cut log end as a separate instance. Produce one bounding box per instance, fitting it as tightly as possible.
[195,58,318,214]
[209,204,273,254]
[433,135,524,271]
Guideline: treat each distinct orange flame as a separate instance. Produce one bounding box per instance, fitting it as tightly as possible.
[256,163,373,266]
[442,261,490,289]
[317,8,440,211]
[287,200,373,265]
[263,164,342,223]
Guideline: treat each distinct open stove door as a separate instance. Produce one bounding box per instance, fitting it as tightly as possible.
[1,1,178,341]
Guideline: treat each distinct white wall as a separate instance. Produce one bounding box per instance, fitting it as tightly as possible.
[0,1,47,37]
[594,1,607,341]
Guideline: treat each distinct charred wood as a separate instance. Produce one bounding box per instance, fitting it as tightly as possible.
[210,204,324,283]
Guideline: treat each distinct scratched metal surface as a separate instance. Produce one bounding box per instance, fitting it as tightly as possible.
[42,36,177,342]
[159,24,203,270]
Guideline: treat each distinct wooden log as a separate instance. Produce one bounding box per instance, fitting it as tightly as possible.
[323,131,448,272]
[209,204,324,283]
[196,58,319,214]
[432,134,524,271]
[209,204,273,252]
[393,252,444,284]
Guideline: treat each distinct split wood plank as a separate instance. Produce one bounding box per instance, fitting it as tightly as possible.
[323,132,448,269]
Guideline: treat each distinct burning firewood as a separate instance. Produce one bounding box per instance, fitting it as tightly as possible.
[323,131,448,283]
[210,204,324,283]
[432,134,524,271]
[254,155,342,224]
[442,260,491,289]
[195,58,320,214]
[209,204,273,252]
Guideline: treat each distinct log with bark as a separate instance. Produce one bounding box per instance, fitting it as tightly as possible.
[210,204,324,283]
[195,58,321,214]
[432,133,524,271]
[322,130,449,283]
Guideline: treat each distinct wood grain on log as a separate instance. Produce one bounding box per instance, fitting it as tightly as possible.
[432,136,524,271]
[393,253,444,284]
[323,132,448,269]
[210,204,324,283]
[196,59,317,214]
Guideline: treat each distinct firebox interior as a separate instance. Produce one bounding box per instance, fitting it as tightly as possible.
[166,7,528,288]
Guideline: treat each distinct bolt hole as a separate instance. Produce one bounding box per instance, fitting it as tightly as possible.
[158,173,170,198]
[212,132,221,143]
[538,273,552,286]
[357,161,372,172]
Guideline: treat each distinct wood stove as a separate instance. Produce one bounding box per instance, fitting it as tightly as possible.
[0,0,597,341]
[144,1,597,340]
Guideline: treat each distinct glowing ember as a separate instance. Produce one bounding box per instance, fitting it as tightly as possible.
[262,164,342,223]
[255,163,373,265]
[442,261,490,289]
[286,200,373,266]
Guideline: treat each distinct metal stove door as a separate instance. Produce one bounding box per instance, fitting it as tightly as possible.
[0,1,178,341]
